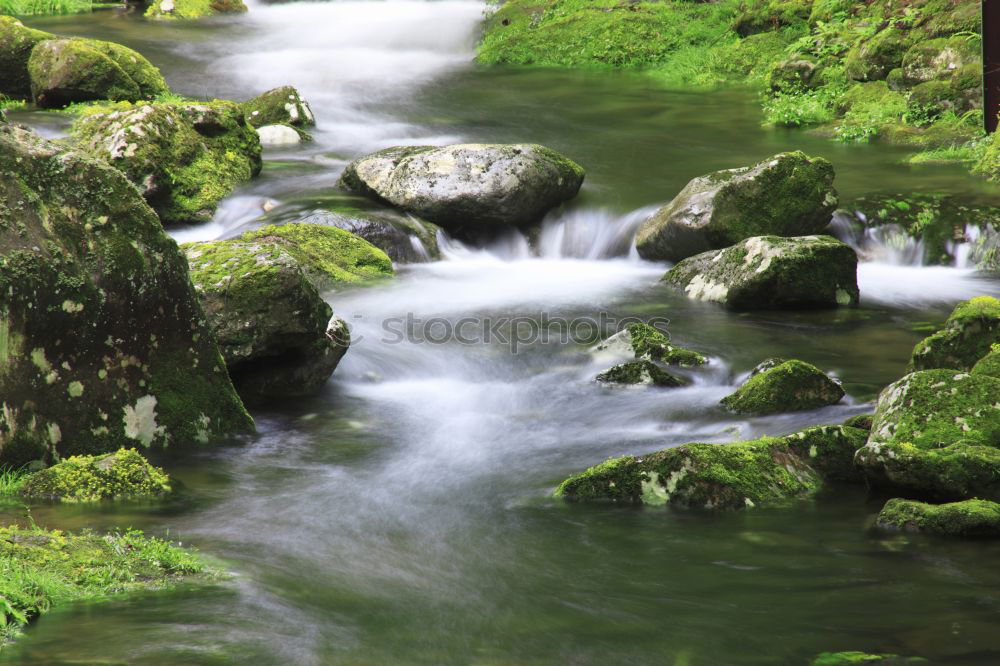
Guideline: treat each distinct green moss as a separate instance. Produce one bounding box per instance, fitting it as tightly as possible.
[877,498,1000,538]
[721,359,845,415]
[0,17,54,99]
[971,344,1000,379]
[145,0,246,18]
[811,652,926,665]
[782,425,867,482]
[0,523,210,647]
[19,448,169,502]
[595,360,687,387]
[909,296,1000,371]
[240,223,393,288]
[241,86,314,128]
[625,323,706,366]
[842,413,873,431]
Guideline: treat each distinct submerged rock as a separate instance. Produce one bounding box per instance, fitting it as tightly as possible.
[591,323,707,367]
[145,0,247,19]
[28,38,168,109]
[595,360,688,387]
[70,101,261,225]
[721,359,845,415]
[290,207,442,263]
[909,296,1000,372]
[663,235,860,310]
[20,448,171,502]
[0,17,53,99]
[242,86,315,128]
[855,369,1000,500]
[877,498,1000,538]
[0,124,253,466]
[635,152,838,262]
[338,143,585,234]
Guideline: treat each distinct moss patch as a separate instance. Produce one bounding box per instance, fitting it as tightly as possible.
[876,498,1000,538]
[145,0,247,19]
[595,360,687,387]
[721,359,844,415]
[19,448,170,502]
[910,296,1000,372]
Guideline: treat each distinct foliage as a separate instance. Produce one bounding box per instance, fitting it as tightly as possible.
[0,0,93,15]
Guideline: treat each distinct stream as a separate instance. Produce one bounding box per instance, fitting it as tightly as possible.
[6,1,1000,663]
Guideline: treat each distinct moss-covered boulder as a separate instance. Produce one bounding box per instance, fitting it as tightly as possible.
[591,322,707,367]
[721,359,845,415]
[183,238,350,400]
[338,144,585,234]
[145,0,247,19]
[634,152,838,262]
[0,124,253,466]
[27,38,168,109]
[0,17,54,99]
[595,360,688,387]
[876,498,1000,538]
[291,207,442,264]
[20,448,170,502]
[842,413,874,431]
[783,425,868,482]
[663,235,860,310]
[242,85,315,128]
[900,36,980,85]
[971,344,1000,379]
[844,27,915,82]
[855,370,1000,499]
[70,101,261,225]
[909,297,1000,371]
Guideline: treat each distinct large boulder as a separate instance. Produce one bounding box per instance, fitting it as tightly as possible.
[338,144,585,234]
[145,0,248,19]
[855,370,1000,500]
[555,426,864,510]
[634,152,838,262]
[241,86,315,128]
[0,17,53,99]
[20,448,171,502]
[876,498,1000,538]
[721,359,845,415]
[70,101,262,225]
[0,124,253,467]
[909,296,1000,372]
[591,322,707,367]
[28,38,169,109]
[663,235,860,310]
[183,238,349,400]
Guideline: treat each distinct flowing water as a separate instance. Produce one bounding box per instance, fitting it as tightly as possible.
[6,2,1000,664]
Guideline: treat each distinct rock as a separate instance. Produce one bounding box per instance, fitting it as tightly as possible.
[27,38,169,109]
[767,57,821,92]
[0,17,54,99]
[70,101,262,225]
[782,425,868,482]
[844,27,914,82]
[663,235,860,310]
[634,152,838,262]
[338,144,585,233]
[0,124,253,467]
[855,370,1000,500]
[901,36,980,85]
[591,322,707,367]
[256,124,302,147]
[595,361,688,387]
[842,413,874,431]
[721,359,845,415]
[811,652,926,666]
[145,0,247,19]
[237,223,394,289]
[183,238,349,400]
[290,207,442,263]
[909,297,1000,372]
[242,86,315,128]
[877,498,1000,538]
[971,344,1000,379]
[20,448,170,502]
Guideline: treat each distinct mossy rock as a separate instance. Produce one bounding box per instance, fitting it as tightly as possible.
[856,370,1000,499]
[595,360,687,387]
[592,322,707,367]
[811,652,927,665]
[555,425,864,510]
[901,36,980,85]
[145,0,247,19]
[20,448,170,502]
[28,38,169,109]
[241,86,315,128]
[842,413,873,431]
[909,296,1000,371]
[721,359,845,415]
[288,207,442,264]
[70,101,262,225]
[339,143,585,235]
[844,27,915,82]
[239,223,394,289]
[732,0,811,37]
[663,235,860,311]
[876,498,1000,538]
[0,124,253,466]
[766,57,822,93]
[0,17,54,99]
[971,344,1000,379]
[635,151,838,262]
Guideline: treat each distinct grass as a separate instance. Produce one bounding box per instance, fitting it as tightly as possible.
[0,96,27,113]
[0,0,94,15]
[0,470,28,498]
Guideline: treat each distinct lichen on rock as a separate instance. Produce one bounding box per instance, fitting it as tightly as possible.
[721,359,845,415]
[20,448,170,502]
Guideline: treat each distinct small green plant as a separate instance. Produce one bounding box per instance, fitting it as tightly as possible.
[0,0,93,15]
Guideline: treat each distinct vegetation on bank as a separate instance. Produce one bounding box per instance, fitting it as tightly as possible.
[479,0,994,173]
[0,0,96,16]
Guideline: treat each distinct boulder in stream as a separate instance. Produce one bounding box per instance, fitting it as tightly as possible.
[28,38,169,108]
[909,296,1000,372]
[0,124,253,466]
[663,235,860,310]
[595,360,688,387]
[289,207,442,263]
[70,101,262,225]
[591,322,707,367]
[145,0,248,19]
[257,124,304,147]
[721,359,845,415]
[876,498,1000,538]
[338,143,585,234]
[242,85,315,128]
[20,448,171,502]
[0,17,54,99]
[635,151,838,262]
